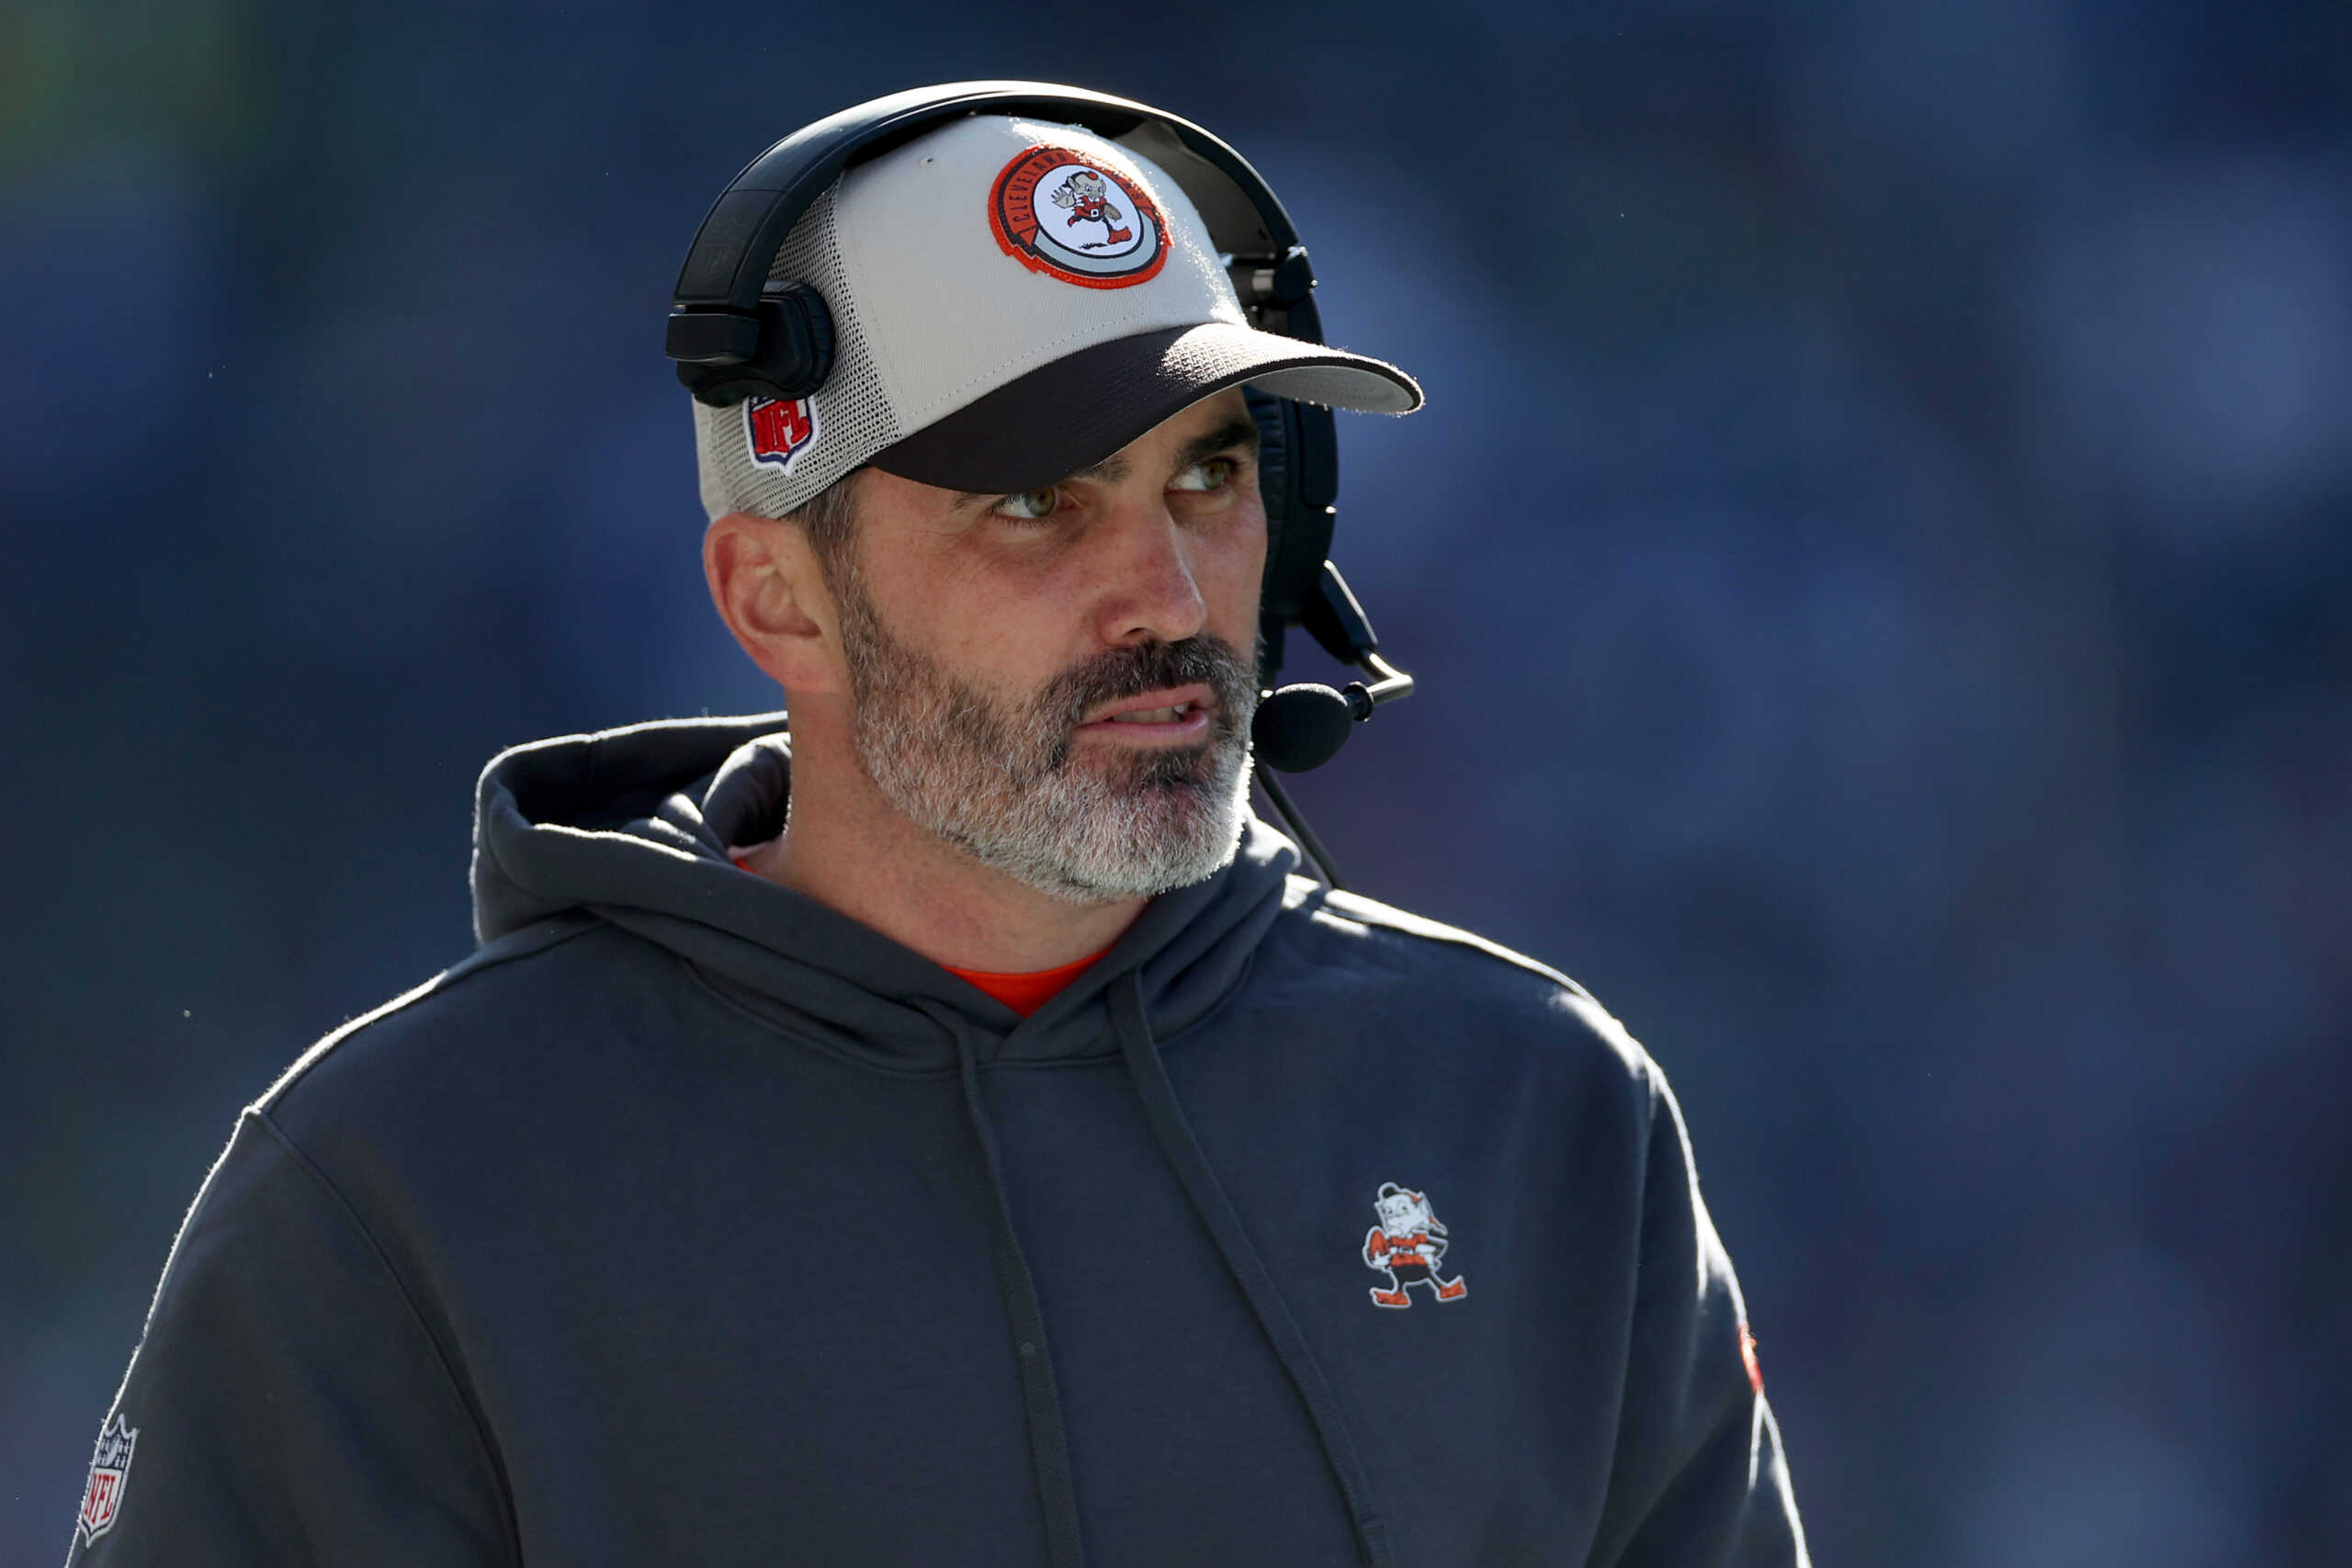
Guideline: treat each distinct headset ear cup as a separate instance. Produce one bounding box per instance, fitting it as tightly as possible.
[675,284,836,407]
[1247,388,1291,564]
[1246,388,1292,678]
[1248,389,1338,678]
[757,283,835,400]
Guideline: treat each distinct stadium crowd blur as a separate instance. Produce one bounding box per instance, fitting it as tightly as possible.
[5,2,2346,1562]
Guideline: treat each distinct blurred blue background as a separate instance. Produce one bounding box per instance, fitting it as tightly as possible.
[6,1,2347,1561]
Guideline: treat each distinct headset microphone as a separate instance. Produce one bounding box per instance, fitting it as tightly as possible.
[1252,557,1415,769]
[1247,559,1415,889]
[1252,655,1414,773]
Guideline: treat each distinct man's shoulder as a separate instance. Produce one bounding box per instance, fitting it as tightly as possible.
[252,914,668,1145]
[1265,877,1657,1090]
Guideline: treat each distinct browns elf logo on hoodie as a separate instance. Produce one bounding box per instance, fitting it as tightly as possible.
[1363,1182,1468,1308]
[988,145,1168,288]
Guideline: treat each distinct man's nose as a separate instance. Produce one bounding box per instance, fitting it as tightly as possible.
[1092,500,1208,649]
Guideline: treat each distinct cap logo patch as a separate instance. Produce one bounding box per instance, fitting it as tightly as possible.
[988,144,1169,289]
[744,394,820,473]
[76,1412,137,1544]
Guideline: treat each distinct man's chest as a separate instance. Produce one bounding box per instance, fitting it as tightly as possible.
[418,1047,1633,1565]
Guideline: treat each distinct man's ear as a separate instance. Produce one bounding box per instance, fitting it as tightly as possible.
[704,510,847,696]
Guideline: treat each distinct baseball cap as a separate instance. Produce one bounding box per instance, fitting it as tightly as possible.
[693,112,1423,521]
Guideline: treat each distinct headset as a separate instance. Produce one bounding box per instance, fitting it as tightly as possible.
[666,81,1416,886]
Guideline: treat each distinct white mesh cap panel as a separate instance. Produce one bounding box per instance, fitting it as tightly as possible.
[693,182,901,521]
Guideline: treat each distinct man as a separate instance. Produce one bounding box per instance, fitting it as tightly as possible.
[66,90,1807,1566]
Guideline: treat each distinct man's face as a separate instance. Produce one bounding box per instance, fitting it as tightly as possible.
[827,389,1268,904]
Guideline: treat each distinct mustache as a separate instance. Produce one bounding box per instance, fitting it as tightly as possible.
[1036,636,1260,731]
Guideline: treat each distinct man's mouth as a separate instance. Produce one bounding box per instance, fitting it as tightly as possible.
[1078,684,1217,739]
[1108,701,1197,724]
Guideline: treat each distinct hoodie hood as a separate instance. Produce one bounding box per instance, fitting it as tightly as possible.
[469,713,1301,1072]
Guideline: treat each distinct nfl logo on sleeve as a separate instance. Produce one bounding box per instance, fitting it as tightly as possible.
[76,1412,138,1544]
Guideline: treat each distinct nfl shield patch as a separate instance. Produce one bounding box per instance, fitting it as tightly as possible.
[76,1412,137,1544]
[744,393,820,473]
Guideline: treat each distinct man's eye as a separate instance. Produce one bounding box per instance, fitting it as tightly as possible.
[991,488,1060,521]
[1169,457,1238,493]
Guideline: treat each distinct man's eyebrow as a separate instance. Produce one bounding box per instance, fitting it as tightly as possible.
[953,457,1131,507]
[953,416,1261,508]
[1171,416,1262,474]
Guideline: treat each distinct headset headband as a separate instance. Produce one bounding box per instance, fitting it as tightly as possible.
[666,81,1325,390]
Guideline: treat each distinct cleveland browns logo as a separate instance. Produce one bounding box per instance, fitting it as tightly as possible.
[1363,1182,1468,1308]
[988,144,1168,288]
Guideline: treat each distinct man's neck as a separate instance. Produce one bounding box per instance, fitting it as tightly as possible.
[745,744,1147,975]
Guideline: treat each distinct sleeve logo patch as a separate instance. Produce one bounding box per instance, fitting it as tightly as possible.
[1363,1181,1468,1308]
[75,1412,138,1544]
[744,394,820,473]
[988,145,1170,289]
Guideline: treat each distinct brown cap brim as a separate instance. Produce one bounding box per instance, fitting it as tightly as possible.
[868,321,1422,495]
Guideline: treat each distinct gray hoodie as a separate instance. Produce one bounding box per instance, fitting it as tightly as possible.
[66,714,1807,1567]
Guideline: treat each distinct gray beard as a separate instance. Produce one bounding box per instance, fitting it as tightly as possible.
[833,566,1260,905]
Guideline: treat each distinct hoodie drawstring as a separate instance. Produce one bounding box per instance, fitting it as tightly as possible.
[1110,975,1395,1568]
[952,1025,1088,1568]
